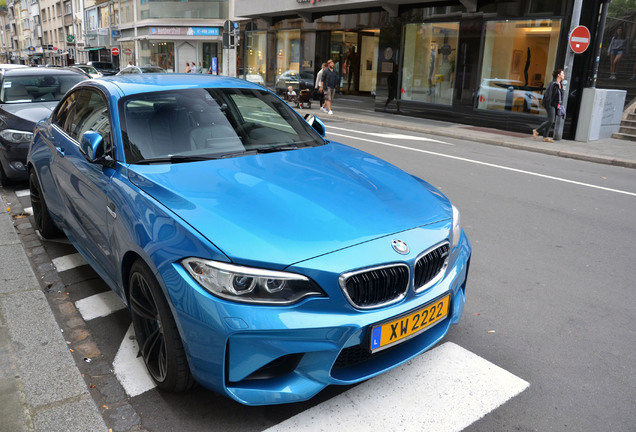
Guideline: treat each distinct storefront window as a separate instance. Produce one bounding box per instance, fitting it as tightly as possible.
[476,19,561,115]
[244,31,267,81]
[139,40,174,72]
[402,22,459,105]
[120,41,135,67]
[275,30,301,81]
[137,0,227,20]
[120,0,133,25]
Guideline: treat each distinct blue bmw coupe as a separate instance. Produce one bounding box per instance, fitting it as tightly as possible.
[27,74,471,405]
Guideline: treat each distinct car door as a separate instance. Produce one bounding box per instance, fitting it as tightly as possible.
[49,88,118,284]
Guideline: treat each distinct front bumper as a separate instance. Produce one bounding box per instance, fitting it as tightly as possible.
[0,140,29,181]
[163,226,471,405]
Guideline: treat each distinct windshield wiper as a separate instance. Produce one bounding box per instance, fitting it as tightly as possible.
[255,144,299,154]
[133,155,213,165]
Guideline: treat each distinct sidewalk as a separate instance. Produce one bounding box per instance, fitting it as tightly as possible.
[299,94,636,169]
[0,193,107,431]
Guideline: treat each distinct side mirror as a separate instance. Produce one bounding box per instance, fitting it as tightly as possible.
[304,113,326,137]
[80,131,105,163]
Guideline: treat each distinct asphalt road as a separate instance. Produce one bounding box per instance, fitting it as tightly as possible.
[327,119,636,431]
[7,117,636,431]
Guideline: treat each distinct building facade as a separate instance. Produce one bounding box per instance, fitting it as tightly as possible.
[235,0,626,139]
[83,0,232,73]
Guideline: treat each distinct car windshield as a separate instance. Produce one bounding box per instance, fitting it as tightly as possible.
[92,62,115,69]
[121,87,325,164]
[1,74,86,103]
[140,66,165,73]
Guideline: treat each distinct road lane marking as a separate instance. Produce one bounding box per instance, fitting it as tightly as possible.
[52,253,88,272]
[76,291,126,321]
[329,132,636,197]
[16,189,30,197]
[328,125,452,145]
[23,207,32,216]
[265,342,529,432]
[113,324,156,397]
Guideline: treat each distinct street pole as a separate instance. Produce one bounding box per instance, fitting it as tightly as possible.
[554,0,584,140]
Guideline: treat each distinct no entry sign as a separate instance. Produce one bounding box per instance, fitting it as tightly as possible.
[111,47,120,56]
[569,26,590,54]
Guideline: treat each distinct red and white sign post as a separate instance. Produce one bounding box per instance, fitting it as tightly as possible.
[569,26,590,54]
[111,47,120,56]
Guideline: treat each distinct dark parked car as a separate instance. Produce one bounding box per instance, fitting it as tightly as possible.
[27,74,471,405]
[274,70,314,94]
[86,61,119,76]
[0,68,86,185]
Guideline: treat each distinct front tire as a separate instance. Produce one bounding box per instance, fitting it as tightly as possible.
[29,170,62,238]
[129,260,194,392]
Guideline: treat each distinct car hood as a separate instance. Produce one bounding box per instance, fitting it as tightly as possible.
[128,143,451,267]
[0,101,57,126]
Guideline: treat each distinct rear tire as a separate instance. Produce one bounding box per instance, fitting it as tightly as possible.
[29,170,62,238]
[129,259,194,392]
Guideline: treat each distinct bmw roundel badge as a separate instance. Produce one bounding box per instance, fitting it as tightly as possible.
[392,239,409,255]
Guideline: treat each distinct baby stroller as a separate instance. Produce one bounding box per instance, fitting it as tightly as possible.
[296,89,312,109]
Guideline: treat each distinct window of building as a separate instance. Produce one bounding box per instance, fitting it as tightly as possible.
[139,40,174,72]
[137,0,227,20]
[244,31,267,80]
[402,22,459,106]
[275,30,301,81]
[475,19,561,115]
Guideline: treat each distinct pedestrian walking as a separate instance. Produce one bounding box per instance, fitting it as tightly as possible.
[320,59,338,115]
[607,27,628,79]
[314,62,327,110]
[184,62,191,73]
[532,68,564,143]
[196,61,203,74]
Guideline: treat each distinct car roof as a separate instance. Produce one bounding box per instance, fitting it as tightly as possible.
[80,74,263,97]
[2,67,86,77]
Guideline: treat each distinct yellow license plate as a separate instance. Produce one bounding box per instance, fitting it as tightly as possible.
[370,294,450,352]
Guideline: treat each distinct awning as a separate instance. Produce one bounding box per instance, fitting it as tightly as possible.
[80,47,105,52]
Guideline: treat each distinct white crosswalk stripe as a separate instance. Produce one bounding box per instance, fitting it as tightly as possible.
[75,291,126,320]
[52,252,87,272]
[15,189,30,197]
[266,342,529,432]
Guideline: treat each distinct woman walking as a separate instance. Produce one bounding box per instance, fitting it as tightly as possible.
[533,69,564,143]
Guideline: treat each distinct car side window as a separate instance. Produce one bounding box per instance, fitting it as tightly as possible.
[53,91,78,132]
[72,90,112,152]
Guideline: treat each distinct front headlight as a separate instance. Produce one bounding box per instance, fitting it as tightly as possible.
[0,129,33,144]
[182,259,326,305]
[451,204,462,250]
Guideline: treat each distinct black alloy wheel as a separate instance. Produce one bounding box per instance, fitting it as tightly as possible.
[29,170,61,238]
[129,259,194,392]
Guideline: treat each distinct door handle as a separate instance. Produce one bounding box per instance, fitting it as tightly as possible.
[107,202,117,219]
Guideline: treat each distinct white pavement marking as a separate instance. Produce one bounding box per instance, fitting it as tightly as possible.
[52,253,88,272]
[265,342,529,432]
[328,125,452,145]
[113,324,156,397]
[23,207,32,216]
[75,291,126,321]
[15,189,30,197]
[330,131,636,197]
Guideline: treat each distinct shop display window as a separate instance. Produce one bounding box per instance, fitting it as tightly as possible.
[476,19,561,115]
[275,30,301,81]
[401,22,459,105]
[244,31,267,82]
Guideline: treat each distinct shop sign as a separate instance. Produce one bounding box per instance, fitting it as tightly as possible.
[150,27,219,36]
